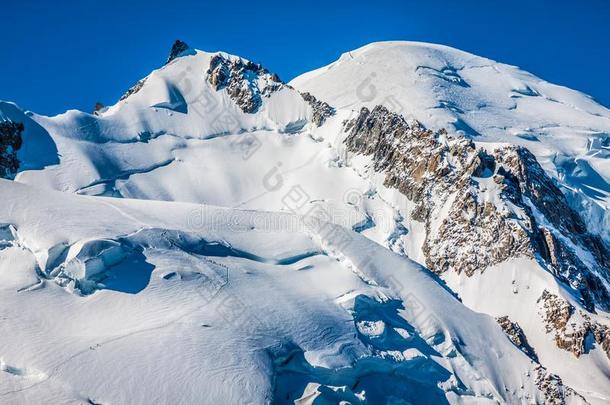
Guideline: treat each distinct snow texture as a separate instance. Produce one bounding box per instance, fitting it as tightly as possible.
[1,40,608,404]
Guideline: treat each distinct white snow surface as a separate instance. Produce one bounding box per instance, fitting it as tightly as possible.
[0,180,546,404]
[0,41,609,403]
[291,41,610,242]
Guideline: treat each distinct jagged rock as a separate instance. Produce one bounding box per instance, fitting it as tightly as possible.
[119,40,189,102]
[538,290,610,360]
[343,105,534,276]
[496,147,610,309]
[208,55,230,90]
[538,290,573,333]
[119,78,147,102]
[166,39,190,64]
[206,54,283,113]
[343,105,610,311]
[300,92,335,127]
[497,315,538,361]
[0,120,24,178]
[534,364,589,404]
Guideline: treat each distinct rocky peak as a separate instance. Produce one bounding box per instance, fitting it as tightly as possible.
[206,54,283,113]
[119,40,190,102]
[166,39,191,64]
[0,120,24,179]
[343,105,610,311]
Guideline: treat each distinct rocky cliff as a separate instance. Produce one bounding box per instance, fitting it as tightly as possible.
[206,54,283,113]
[343,105,610,312]
[0,120,24,178]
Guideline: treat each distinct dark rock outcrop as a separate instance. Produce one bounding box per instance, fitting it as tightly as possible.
[492,305,591,403]
[0,120,24,178]
[93,101,105,115]
[497,315,538,361]
[119,78,147,102]
[166,39,190,64]
[343,105,610,311]
[534,365,589,404]
[538,290,610,360]
[300,92,335,127]
[206,54,283,113]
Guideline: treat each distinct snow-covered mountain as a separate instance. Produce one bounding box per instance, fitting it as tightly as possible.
[1,40,609,404]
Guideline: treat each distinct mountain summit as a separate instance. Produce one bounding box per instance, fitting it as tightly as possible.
[1,40,609,404]
[166,39,192,64]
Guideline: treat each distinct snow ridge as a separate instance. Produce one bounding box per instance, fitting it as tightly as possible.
[0,39,609,404]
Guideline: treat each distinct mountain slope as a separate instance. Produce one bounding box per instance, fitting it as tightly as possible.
[1,40,609,404]
[290,41,610,243]
[0,179,566,404]
[290,41,610,404]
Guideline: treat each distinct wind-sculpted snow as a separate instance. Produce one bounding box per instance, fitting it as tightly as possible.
[0,180,573,404]
[272,296,453,404]
[1,39,610,403]
[291,41,610,244]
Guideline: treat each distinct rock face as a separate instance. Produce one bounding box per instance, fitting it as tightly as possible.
[534,365,589,405]
[300,92,335,127]
[343,105,610,311]
[497,316,538,361]
[0,120,24,178]
[496,147,610,308]
[206,54,283,113]
[538,290,610,360]
[166,39,190,64]
[119,77,147,102]
[495,313,590,404]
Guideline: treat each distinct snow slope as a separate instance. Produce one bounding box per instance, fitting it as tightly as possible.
[1,40,609,403]
[291,42,610,403]
[290,41,610,243]
[0,179,554,404]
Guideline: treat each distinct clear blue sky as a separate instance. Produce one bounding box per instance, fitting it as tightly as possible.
[2,0,609,115]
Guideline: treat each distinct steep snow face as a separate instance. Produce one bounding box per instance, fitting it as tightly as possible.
[0,101,59,175]
[1,47,312,194]
[290,41,610,243]
[290,43,610,403]
[0,180,560,404]
[316,104,610,403]
[1,40,610,403]
[103,48,310,138]
[443,258,610,405]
